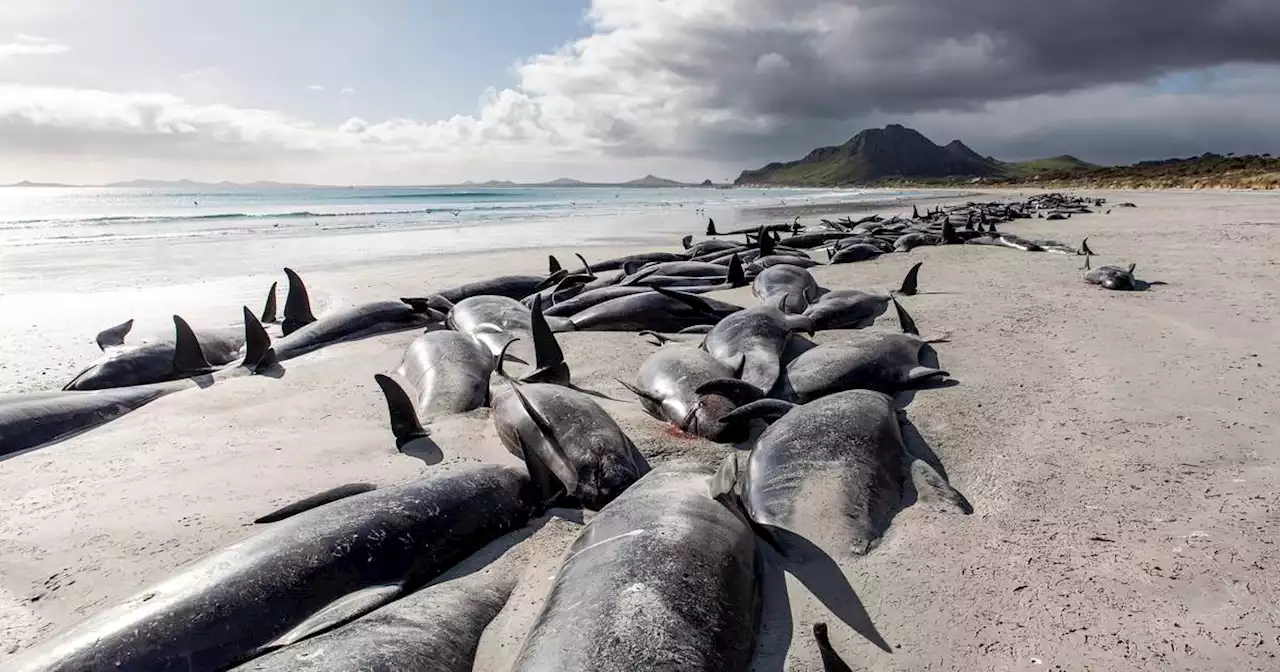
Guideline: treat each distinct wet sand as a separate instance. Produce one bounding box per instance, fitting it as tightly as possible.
[1,189,1278,669]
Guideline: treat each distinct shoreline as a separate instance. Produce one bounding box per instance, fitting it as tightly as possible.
[0,188,951,394]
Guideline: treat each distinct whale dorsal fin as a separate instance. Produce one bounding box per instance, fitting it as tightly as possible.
[548,255,562,274]
[897,262,922,297]
[758,227,775,256]
[241,306,275,373]
[172,316,212,374]
[373,374,429,449]
[522,295,570,385]
[282,268,317,336]
[95,319,134,350]
[944,219,963,244]
[260,282,278,324]
[725,254,745,288]
[890,297,919,336]
[574,253,595,278]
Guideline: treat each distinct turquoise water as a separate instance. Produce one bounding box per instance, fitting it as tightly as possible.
[0,185,888,246]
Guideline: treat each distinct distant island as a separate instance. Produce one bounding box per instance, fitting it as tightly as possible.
[736,124,1280,189]
[460,174,704,189]
[3,174,716,189]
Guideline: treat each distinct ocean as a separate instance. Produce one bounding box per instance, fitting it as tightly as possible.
[0,185,922,290]
[0,185,895,248]
[0,184,921,392]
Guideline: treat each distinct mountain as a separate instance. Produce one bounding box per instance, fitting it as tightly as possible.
[1,180,76,188]
[518,175,699,188]
[1002,155,1099,177]
[622,174,689,188]
[736,124,1002,185]
[540,177,589,187]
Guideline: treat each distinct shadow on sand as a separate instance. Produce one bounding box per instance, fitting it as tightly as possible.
[398,435,444,466]
[751,529,893,672]
[897,414,973,514]
[256,359,287,379]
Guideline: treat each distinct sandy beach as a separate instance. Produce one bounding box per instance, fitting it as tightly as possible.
[2,188,1278,670]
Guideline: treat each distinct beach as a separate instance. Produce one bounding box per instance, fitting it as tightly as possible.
[1,188,1278,670]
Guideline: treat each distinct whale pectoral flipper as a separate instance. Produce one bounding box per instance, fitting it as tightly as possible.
[531,269,568,293]
[95,319,134,350]
[652,287,719,316]
[616,378,662,405]
[696,378,766,405]
[399,296,434,313]
[253,483,378,524]
[711,452,784,553]
[259,583,404,653]
[504,380,579,495]
[908,458,972,514]
[172,315,212,374]
[905,366,949,385]
[716,398,797,426]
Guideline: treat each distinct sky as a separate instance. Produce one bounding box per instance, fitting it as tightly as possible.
[1,0,1279,185]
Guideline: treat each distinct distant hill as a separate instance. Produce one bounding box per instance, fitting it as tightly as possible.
[1,180,76,188]
[459,176,700,188]
[1002,155,1099,178]
[1039,153,1280,189]
[736,124,1002,185]
[103,179,329,189]
[736,125,1280,189]
[540,177,589,187]
[528,175,697,188]
[622,174,690,188]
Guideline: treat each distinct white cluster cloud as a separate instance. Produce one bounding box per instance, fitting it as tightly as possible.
[2,0,1279,182]
[0,34,69,58]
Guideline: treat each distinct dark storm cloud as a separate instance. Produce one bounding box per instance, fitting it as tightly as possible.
[522,0,1280,164]
[652,0,1280,119]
